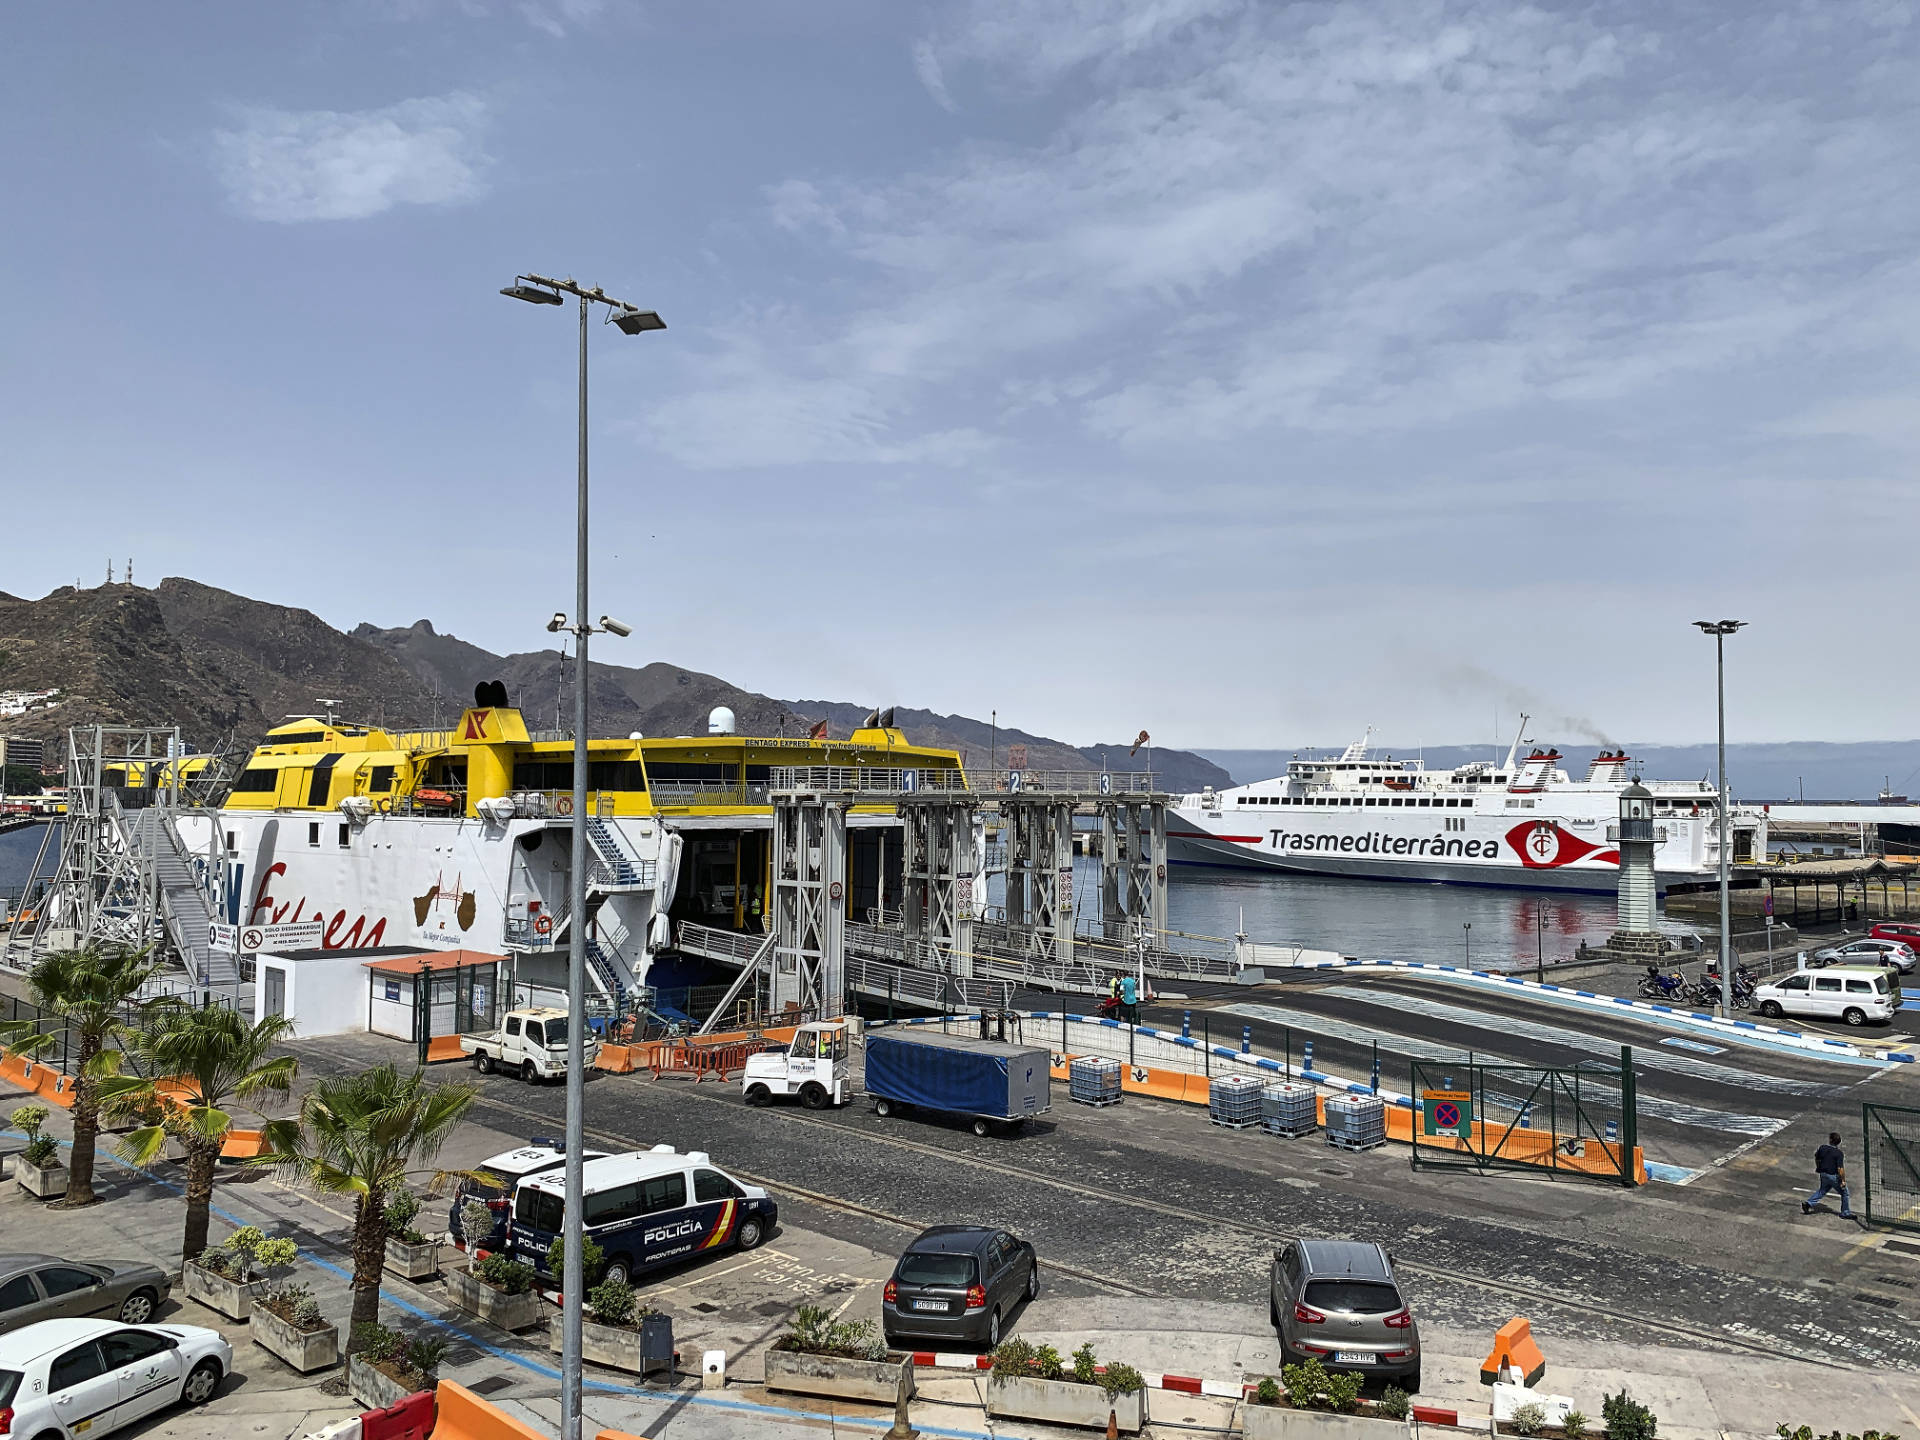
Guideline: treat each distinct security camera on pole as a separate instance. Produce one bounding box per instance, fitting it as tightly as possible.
[503,271,663,1440]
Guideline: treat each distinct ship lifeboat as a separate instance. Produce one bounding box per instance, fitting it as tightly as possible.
[414,788,460,810]
[1381,776,1416,791]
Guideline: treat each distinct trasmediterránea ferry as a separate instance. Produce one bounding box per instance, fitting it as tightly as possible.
[209,691,962,999]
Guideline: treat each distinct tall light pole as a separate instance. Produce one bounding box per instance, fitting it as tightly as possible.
[1462,922,1470,967]
[503,272,663,1440]
[1694,620,1745,1018]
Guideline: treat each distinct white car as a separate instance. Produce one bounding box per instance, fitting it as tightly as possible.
[0,1318,229,1439]
[1753,965,1901,1027]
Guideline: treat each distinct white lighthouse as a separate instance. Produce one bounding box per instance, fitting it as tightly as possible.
[1606,779,1665,957]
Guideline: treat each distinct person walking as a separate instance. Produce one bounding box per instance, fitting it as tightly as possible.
[1119,973,1139,1025]
[1802,1131,1855,1218]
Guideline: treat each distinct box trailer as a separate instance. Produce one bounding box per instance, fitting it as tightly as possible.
[863,1029,1052,1136]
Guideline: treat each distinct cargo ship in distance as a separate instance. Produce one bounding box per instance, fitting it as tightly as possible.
[1167,723,1765,893]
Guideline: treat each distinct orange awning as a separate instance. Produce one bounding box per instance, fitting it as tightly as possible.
[362,949,507,976]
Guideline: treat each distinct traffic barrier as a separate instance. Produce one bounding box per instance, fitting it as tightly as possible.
[0,1053,74,1107]
[220,1129,267,1160]
[425,1036,465,1064]
[1412,1405,1458,1426]
[1480,1317,1546,1387]
[644,1037,774,1084]
[594,1432,651,1440]
[431,1380,549,1440]
[358,1389,433,1440]
[593,1044,637,1074]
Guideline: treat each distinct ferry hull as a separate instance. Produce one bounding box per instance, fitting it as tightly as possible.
[1167,829,1664,893]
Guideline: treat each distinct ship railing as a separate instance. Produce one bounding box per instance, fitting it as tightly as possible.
[649,781,770,808]
[510,789,619,819]
[769,766,1155,796]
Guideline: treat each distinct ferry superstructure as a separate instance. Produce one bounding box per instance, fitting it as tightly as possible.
[189,695,963,1000]
[1167,727,1764,893]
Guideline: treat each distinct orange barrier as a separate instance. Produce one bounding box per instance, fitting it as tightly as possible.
[644,1037,774,1084]
[594,1431,650,1440]
[593,1045,636,1074]
[221,1129,267,1160]
[425,1036,465,1064]
[431,1380,548,1440]
[0,1053,74,1107]
[1480,1316,1546,1386]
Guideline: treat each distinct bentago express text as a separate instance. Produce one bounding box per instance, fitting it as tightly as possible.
[1263,829,1502,859]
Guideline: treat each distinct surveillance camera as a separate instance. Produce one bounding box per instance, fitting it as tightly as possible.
[546,612,568,633]
[600,615,633,637]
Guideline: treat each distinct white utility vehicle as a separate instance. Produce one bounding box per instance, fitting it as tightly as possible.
[461,1007,600,1082]
[742,1021,851,1109]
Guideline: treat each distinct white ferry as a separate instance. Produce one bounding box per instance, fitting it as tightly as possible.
[1167,725,1764,893]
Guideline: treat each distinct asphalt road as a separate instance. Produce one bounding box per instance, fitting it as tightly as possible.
[295,1011,1920,1376]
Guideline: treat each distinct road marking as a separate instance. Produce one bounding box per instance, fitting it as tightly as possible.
[1221,1002,1788,1137]
[1318,985,1848,1096]
[1659,1036,1726,1054]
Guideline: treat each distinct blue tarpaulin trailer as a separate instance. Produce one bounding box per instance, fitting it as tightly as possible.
[864,1030,1052,1136]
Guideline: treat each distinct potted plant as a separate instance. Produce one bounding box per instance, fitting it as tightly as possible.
[347,1322,446,1410]
[182,1226,297,1321]
[765,1303,910,1403]
[251,1281,339,1374]
[11,1104,66,1200]
[382,1189,442,1280]
[986,1339,1147,1434]
[545,1275,676,1378]
[446,1246,546,1332]
[1240,1360,1404,1440]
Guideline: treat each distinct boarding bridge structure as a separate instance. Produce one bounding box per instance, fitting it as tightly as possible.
[689,765,1218,1030]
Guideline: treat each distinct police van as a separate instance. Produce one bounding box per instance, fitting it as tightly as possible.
[509,1145,777,1285]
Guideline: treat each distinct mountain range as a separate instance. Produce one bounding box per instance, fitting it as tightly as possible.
[0,579,1231,791]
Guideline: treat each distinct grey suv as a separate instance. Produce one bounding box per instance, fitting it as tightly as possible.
[1270,1239,1420,1390]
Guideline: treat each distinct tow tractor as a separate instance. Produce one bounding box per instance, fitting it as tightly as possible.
[741,1020,851,1109]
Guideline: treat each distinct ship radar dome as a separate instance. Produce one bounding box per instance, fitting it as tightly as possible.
[708,706,737,735]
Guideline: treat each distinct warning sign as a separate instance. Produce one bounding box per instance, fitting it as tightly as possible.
[1422,1089,1473,1138]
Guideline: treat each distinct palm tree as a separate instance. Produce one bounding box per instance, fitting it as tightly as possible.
[0,944,158,1206]
[258,1064,479,1347]
[104,1008,299,1262]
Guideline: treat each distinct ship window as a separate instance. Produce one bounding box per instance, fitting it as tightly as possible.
[588,761,646,791]
[308,822,320,846]
[273,731,326,747]
[1364,798,1376,806]
[338,824,350,847]
[369,766,395,793]
[1417,798,1430,807]
[225,830,236,852]
[647,762,733,782]
[1237,797,1245,805]
[234,769,276,793]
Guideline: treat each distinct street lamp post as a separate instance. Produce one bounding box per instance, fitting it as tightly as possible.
[1536,907,1544,984]
[1462,922,1470,967]
[1694,620,1746,1019]
[503,272,663,1440]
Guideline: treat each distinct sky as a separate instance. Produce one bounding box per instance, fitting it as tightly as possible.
[3,1,1918,752]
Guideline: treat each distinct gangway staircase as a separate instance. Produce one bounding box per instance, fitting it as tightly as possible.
[121,798,232,990]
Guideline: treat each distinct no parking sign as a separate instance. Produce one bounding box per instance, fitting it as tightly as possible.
[1422,1089,1473,1138]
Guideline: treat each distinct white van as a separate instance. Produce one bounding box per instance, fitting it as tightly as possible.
[1753,964,1901,1027]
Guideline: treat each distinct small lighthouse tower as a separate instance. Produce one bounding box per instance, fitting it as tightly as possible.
[1606,779,1665,958]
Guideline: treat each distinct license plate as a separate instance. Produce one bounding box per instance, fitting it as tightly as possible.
[911,1300,947,1312]
[1334,1351,1371,1364]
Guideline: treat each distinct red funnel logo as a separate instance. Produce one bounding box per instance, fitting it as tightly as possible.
[1506,821,1619,870]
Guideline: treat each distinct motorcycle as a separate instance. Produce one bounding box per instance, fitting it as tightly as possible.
[1637,967,1689,1000]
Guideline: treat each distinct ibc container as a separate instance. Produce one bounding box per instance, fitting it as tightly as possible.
[1069,1055,1122,1106]
[1324,1092,1387,1151]
[1260,1080,1318,1136]
[1209,1072,1264,1128]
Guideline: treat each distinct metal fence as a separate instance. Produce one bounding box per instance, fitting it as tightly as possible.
[1410,1053,1638,1187]
[1864,1103,1920,1232]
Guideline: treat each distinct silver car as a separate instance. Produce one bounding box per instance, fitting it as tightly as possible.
[1270,1239,1421,1390]
[1813,939,1917,975]
[0,1255,172,1334]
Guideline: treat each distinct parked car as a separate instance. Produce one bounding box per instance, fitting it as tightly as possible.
[1753,965,1901,1026]
[448,1142,609,1252]
[461,1007,599,1082]
[1812,939,1917,975]
[0,1318,229,1438]
[1271,1239,1421,1391]
[1869,921,1920,954]
[0,1256,172,1334]
[881,1225,1038,1352]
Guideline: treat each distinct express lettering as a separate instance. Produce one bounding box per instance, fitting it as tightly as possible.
[246,864,388,948]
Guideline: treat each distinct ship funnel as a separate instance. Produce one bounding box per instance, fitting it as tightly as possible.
[708,706,737,735]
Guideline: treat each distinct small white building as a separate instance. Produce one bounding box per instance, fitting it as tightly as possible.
[256,944,421,1038]
[364,949,507,1045]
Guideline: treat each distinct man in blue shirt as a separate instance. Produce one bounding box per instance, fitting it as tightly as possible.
[1119,974,1139,1025]
[1803,1132,1854,1219]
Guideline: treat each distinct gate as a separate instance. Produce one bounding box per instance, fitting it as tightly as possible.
[1410,1047,1638,1187]
[1863,1103,1920,1231]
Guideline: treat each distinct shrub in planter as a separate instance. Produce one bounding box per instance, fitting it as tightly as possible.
[11,1104,65,1198]
[447,1253,544,1331]
[1776,1428,1902,1440]
[382,1188,441,1279]
[545,1278,674,1376]
[1509,1402,1548,1436]
[544,1232,605,1285]
[185,1227,298,1320]
[349,1322,445,1407]
[765,1303,904,1401]
[1281,1359,1363,1414]
[1252,1378,1283,1407]
[1561,1412,1588,1440]
[775,1303,889,1361]
[988,1338,1146,1433]
[1377,1387,1411,1422]
[252,1282,338,1373]
[458,1198,495,1250]
[477,1252,535,1294]
[1603,1390,1658,1440]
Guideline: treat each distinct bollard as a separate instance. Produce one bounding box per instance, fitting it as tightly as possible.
[1303,1039,1314,1072]
[1517,1103,1532,1130]
[1183,1009,1191,1040]
[1370,1051,1380,1094]
[1243,1025,1252,1055]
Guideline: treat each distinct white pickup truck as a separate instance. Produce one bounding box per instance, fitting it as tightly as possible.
[742,1020,852,1109]
[461,1007,599,1083]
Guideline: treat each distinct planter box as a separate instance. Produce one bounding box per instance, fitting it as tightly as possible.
[987,1374,1146,1434]
[348,1353,426,1411]
[251,1306,339,1374]
[1242,1405,1409,1440]
[764,1350,916,1404]
[384,1236,442,1280]
[16,1157,67,1200]
[446,1265,546,1331]
[547,1313,675,1378]
[182,1262,256,1321]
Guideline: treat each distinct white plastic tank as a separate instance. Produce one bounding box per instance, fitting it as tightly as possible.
[708,706,737,735]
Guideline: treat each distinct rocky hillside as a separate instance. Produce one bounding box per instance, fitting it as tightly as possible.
[0,579,1229,791]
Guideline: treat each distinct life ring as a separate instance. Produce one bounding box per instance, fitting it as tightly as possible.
[534,914,553,935]
[377,797,393,814]
[556,796,573,816]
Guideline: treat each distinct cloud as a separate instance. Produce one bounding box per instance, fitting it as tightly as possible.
[911,39,958,113]
[212,93,491,222]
